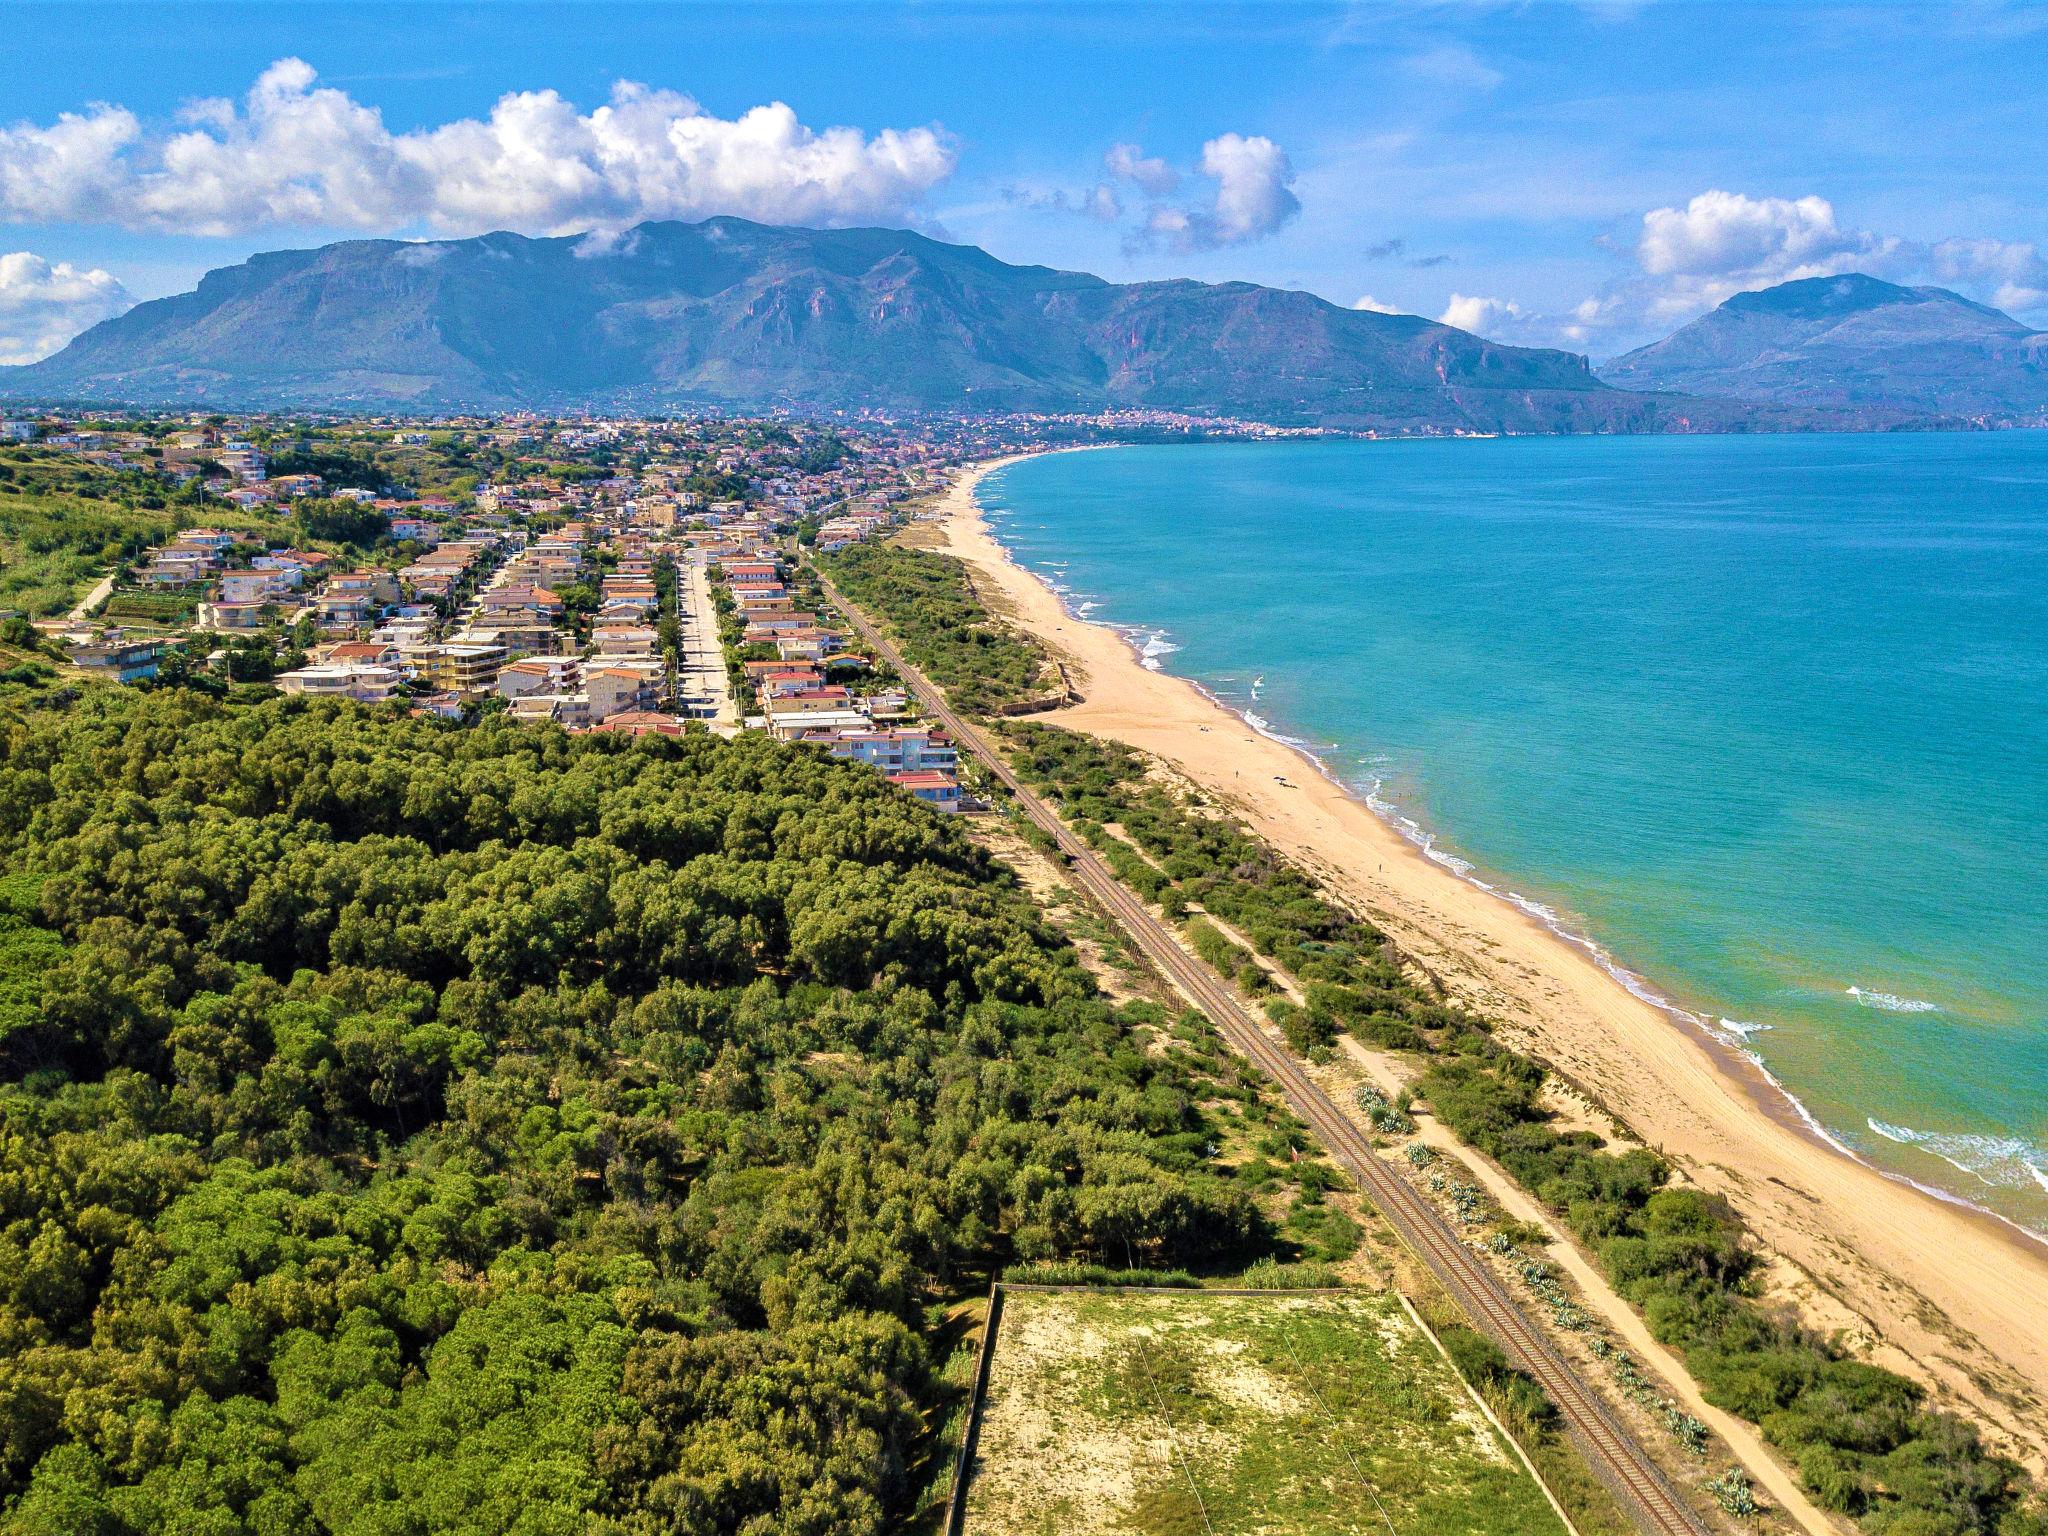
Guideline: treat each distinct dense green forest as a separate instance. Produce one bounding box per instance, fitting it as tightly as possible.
[0,690,1284,1535]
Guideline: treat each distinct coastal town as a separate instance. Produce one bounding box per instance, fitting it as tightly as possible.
[2,410,1030,810]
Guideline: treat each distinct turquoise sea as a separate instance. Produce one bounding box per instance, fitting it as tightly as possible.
[981,434,2048,1236]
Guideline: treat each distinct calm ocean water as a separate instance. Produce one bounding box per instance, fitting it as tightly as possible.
[982,434,2048,1235]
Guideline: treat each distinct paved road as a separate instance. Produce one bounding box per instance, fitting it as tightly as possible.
[69,570,117,620]
[817,568,1713,1536]
[677,553,738,731]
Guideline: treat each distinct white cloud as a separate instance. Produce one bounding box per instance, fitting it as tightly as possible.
[1026,132,1305,253]
[1633,189,1906,316]
[0,58,958,237]
[1103,142,1179,196]
[1082,183,1123,223]
[0,251,132,364]
[1002,179,1122,223]
[1133,133,1301,252]
[1352,294,1401,313]
[1200,134,1301,245]
[1556,293,1626,344]
[1089,132,1301,254]
[1438,291,1525,336]
[1563,190,2048,350]
[1930,236,2048,314]
[1995,282,2048,317]
[1537,190,2048,358]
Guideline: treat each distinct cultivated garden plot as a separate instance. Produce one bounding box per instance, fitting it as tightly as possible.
[964,1288,1568,1536]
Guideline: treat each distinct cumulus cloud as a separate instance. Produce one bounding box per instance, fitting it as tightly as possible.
[1081,183,1123,223]
[1032,133,1301,254]
[0,251,132,364]
[1124,133,1301,253]
[0,58,957,237]
[1544,189,2048,356]
[1103,142,1179,197]
[1438,292,1526,336]
[1196,133,1301,246]
[1352,294,1401,314]
[1930,236,2048,314]
[1632,189,1906,317]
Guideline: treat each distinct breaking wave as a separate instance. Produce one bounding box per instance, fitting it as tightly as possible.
[1867,1120,2048,1196]
[1847,986,1942,1013]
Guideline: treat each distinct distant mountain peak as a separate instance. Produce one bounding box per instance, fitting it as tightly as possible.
[1721,272,1919,318]
[1600,272,2045,423]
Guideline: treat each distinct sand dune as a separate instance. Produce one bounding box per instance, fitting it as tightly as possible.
[936,453,2048,1472]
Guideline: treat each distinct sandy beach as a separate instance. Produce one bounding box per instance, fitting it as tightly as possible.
[932,452,2048,1471]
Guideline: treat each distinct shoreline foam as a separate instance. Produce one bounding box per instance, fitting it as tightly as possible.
[942,448,2048,1468]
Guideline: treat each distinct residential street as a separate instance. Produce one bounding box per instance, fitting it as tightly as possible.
[678,552,738,731]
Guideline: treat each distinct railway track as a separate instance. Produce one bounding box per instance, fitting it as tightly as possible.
[818,569,1714,1536]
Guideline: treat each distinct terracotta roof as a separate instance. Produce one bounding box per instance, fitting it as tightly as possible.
[889,771,958,790]
[587,711,685,737]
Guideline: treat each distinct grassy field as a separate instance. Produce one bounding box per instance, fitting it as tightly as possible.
[98,586,211,625]
[965,1288,1569,1536]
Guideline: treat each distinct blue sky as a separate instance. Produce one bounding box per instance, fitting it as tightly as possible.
[2,0,2045,364]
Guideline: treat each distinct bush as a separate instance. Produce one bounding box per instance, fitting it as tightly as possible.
[820,543,1054,714]
[1003,1264,1199,1288]
[1188,917,1251,973]
[1239,1259,1342,1290]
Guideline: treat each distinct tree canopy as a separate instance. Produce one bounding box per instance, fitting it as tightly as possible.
[0,691,1271,1534]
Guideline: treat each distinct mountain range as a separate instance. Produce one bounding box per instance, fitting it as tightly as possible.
[8,223,2036,430]
[4,218,1773,433]
[1598,274,2048,424]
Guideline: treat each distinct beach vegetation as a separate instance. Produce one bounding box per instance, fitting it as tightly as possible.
[816,543,1059,715]
[1187,914,1252,972]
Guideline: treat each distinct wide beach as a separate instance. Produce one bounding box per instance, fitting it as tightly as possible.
[932,452,2048,1470]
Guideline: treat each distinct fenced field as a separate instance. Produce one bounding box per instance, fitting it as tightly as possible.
[962,1288,1568,1536]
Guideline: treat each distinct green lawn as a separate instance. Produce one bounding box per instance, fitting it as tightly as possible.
[965,1289,1568,1536]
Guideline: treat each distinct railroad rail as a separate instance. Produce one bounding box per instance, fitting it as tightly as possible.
[816,568,1715,1536]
